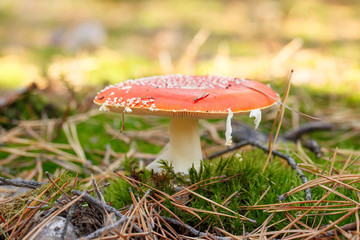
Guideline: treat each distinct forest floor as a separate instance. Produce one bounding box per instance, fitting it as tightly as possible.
[1,0,360,239]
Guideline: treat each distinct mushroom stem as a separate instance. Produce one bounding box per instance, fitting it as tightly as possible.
[146,118,203,173]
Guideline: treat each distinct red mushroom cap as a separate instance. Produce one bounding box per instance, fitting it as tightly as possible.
[94,75,280,119]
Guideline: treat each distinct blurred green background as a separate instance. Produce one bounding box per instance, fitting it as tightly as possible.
[0,0,359,94]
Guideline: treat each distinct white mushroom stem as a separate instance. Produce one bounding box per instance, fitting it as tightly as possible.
[146,118,202,173]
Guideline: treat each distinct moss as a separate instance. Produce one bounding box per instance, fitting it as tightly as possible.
[103,148,360,234]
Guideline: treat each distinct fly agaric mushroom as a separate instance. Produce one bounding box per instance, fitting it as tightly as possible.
[94,75,280,173]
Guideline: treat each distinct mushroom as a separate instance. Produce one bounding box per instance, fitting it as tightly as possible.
[94,75,280,173]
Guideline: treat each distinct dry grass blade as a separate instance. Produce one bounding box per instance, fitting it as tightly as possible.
[213,227,242,239]
[250,185,270,209]
[160,216,230,240]
[199,173,246,188]
[171,202,237,219]
[356,208,360,240]
[211,203,225,230]
[189,191,238,233]
[284,211,312,230]
[304,208,358,240]
[113,171,141,191]
[316,173,360,192]
[45,171,71,200]
[154,212,180,239]
[239,200,351,209]
[91,174,105,204]
[340,153,353,175]
[168,199,202,221]
[71,171,79,195]
[35,158,43,182]
[120,189,150,236]
[14,183,68,236]
[259,213,274,239]
[263,70,292,172]
[178,28,210,73]
[295,142,315,165]
[247,213,274,237]
[129,190,145,235]
[331,221,352,239]
[170,175,229,198]
[115,171,207,222]
[269,185,340,240]
[10,182,70,239]
[319,184,360,206]
[0,111,103,177]
[62,122,87,164]
[254,206,354,213]
[239,201,356,213]
[0,147,40,158]
[329,147,338,175]
[153,211,172,239]
[281,174,360,198]
[240,82,320,121]
[6,201,33,240]
[250,229,316,238]
[2,177,61,230]
[149,195,186,225]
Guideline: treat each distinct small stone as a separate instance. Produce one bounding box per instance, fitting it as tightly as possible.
[35,216,77,240]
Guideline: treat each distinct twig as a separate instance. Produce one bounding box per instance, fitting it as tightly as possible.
[71,189,123,218]
[0,176,44,189]
[45,171,71,200]
[302,138,322,157]
[91,174,105,204]
[207,139,311,200]
[194,92,210,103]
[283,122,334,141]
[160,216,230,240]
[60,204,75,240]
[232,121,333,156]
[77,217,147,240]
